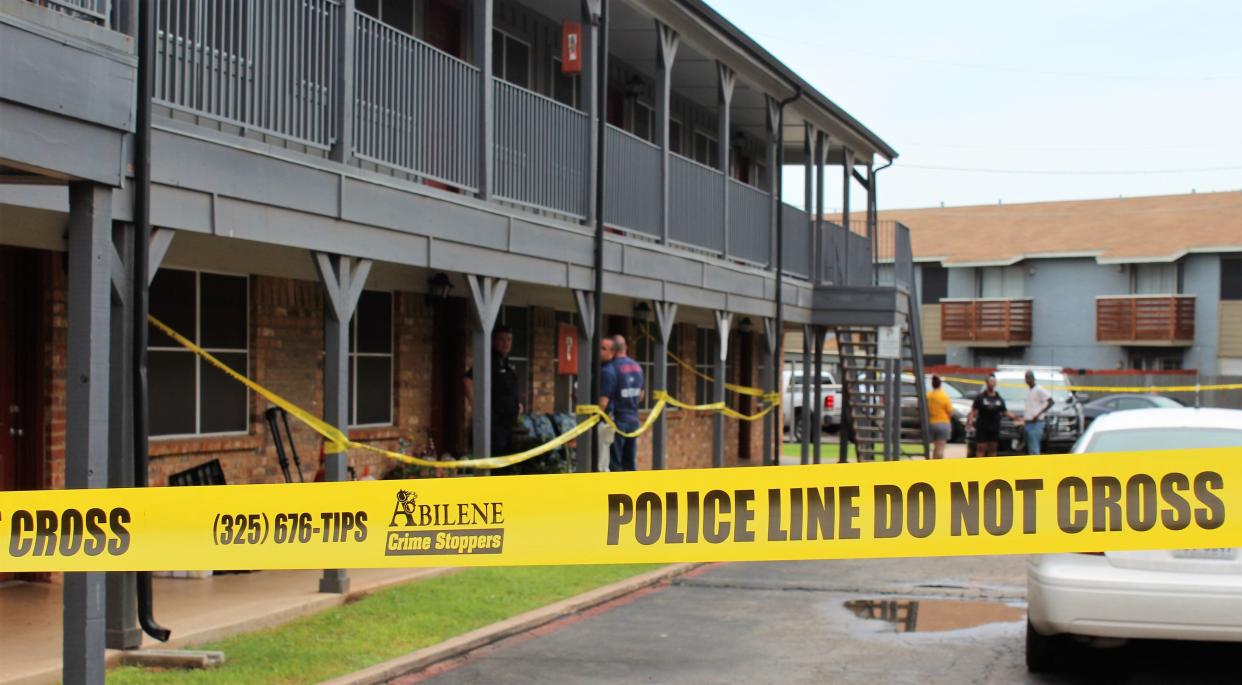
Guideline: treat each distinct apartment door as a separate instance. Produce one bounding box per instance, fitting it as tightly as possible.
[430,297,467,456]
[0,248,45,582]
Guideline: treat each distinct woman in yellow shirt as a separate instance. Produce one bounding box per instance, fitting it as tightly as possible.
[926,375,955,459]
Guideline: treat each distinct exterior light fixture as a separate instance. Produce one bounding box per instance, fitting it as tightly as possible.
[426,272,453,303]
[624,74,645,102]
[738,316,753,333]
[633,300,651,319]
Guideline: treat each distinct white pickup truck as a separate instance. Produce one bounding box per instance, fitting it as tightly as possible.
[781,369,842,441]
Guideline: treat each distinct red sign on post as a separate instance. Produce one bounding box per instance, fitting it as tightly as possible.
[562,21,583,74]
[557,323,579,375]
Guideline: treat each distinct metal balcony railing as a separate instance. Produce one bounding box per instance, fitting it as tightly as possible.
[727,179,770,265]
[668,153,724,254]
[603,125,661,238]
[781,203,811,279]
[134,1,919,286]
[941,298,1033,344]
[353,12,479,191]
[28,0,111,27]
[1096,295,1195,344]
[494,80,589,218]
[154,0,341,149]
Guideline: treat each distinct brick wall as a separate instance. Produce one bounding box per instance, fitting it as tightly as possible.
[36,269,774,491]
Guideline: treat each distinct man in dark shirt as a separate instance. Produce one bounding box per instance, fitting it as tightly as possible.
[599,334,644,471]
[464,325,522,456]
[967,374,1017,457]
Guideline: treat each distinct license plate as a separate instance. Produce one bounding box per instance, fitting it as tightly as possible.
[1173,548,1238,560]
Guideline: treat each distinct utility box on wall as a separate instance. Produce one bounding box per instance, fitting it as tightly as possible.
[557,322,579,374]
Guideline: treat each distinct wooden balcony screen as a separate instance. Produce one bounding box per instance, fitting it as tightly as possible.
[1096,296,1195,343]
[940,299,1033,344]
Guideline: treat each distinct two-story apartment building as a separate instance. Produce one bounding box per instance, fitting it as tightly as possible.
[1,0,916,679]
[884,192,1242,374]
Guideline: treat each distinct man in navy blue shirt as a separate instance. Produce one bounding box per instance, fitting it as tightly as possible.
[599,334,644,471]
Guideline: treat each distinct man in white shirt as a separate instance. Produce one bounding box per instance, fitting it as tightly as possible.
[1022,371,1054,455]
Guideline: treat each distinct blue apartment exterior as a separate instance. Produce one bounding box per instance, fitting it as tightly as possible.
[885,193,1242,375]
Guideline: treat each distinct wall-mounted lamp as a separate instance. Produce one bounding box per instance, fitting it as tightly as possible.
[633,300,651,319]
[731,130,747,152]
[624,74,645,102]
[426,272,453,304]
[738,317,753,334]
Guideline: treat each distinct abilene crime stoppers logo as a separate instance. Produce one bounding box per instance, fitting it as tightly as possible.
[384,489,505,556]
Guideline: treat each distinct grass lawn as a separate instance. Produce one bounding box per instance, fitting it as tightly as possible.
[108,564,662,685]
[780,441,927,462]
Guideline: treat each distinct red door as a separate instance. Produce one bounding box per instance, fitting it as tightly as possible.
[737,332,753,461]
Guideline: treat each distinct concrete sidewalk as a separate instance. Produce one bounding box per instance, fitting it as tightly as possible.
[0,567,450,685]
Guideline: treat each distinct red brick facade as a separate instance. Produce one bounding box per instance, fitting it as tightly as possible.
[34,268,768,491]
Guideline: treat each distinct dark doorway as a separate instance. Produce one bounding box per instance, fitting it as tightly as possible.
[0,247,48,582]
[424,0,464,57]
[430,297,468,456]
[737,332,753,461]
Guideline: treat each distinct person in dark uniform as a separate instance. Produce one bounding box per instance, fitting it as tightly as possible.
[967,374,1017,457]
[599,334,644,471]
[464,325,522,456]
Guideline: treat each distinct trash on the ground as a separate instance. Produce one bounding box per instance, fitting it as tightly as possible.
[118,649,226,670]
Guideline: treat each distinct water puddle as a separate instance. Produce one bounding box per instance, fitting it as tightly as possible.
[844,598,1024,633]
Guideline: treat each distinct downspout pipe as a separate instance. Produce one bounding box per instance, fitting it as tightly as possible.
[869,158,893,284]
[589,0,609,472]
[133,0,171,643]
[771,87,801,466]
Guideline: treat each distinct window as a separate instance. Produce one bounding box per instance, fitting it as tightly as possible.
[920,265,948,304]
[633,101,655,143]
[695,328,714,404]
[693,131,719,168]
[1222,257,1242,300]
[1132,262,1180,294]
[551,57,578,107]
[669,118,683,155]
[977,265,1023,298]
[1128,351,1184,371]
[633,321,680,411]
[357,0,414,34]
[349,291,393,427]
[493,29,531,89]
[500,305,531,408]
[148,270,249,437]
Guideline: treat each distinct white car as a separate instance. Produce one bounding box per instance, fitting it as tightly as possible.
[1026,407,1242,672]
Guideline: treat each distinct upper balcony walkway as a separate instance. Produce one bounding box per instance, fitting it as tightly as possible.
[3,0,907,324]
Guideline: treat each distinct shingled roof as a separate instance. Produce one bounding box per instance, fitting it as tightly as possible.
[878,191,1242,265]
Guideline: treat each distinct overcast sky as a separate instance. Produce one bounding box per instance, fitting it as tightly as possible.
[705,0,1242,211]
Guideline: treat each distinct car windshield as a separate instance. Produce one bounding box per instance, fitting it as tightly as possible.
[1084,427,1242,453]
[993,377,1073,404]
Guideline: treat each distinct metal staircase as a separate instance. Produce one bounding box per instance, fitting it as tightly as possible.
[836,286,931,461]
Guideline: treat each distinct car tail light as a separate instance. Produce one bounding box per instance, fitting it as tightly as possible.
[825,395,834,410]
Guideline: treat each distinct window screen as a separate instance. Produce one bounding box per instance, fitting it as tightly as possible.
[149,269,250,437]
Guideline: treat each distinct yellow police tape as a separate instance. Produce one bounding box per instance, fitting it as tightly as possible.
[942,376,1242,394]
[149,317,778,471]
[4,449,1239,572]
[149,315,596,470]
[636,323,769,398]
